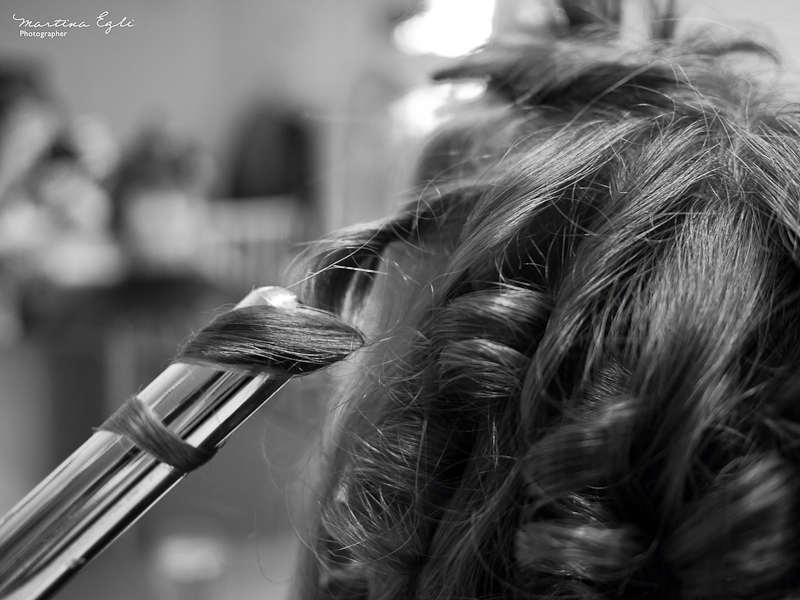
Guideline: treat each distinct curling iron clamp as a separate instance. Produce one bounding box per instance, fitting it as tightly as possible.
[0,287,364,600]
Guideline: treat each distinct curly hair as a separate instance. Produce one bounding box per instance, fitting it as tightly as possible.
[188,1,800,598]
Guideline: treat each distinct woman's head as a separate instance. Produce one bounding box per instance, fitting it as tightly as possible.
[192,1,800,597]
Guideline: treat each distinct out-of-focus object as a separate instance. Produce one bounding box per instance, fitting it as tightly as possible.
[195,104,319,294]
[148,519,226,600]
[0,62,56,202]
[0,62,120,344]
[197,197,301,294]
[393,0,497,56]
[109,127,213,275]
[227,105,313,204]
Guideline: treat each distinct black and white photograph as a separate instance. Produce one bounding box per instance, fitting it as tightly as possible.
[2,1,800,599]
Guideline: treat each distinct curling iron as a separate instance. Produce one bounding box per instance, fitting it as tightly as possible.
[0,287,364,600]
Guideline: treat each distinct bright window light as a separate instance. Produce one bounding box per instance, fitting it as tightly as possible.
[393,0,496,57]
[390,82,486,137]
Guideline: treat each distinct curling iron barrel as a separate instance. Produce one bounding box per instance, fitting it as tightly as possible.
[0,287,364,600]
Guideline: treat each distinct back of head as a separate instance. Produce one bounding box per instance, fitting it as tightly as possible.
[294,1,800,598]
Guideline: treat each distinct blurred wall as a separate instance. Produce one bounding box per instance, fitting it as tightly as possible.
[1,0,224,154]
[0,0,420,231]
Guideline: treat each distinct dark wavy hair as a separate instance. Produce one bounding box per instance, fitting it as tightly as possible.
[188,1,800,598]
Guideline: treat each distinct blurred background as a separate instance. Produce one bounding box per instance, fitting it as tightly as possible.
[0,0,798,598]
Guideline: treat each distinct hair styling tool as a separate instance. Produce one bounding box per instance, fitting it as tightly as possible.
[0,287,363,599]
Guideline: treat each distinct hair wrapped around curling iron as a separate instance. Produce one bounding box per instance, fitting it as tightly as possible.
[202,3,800,599]
[100,296,367,475]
